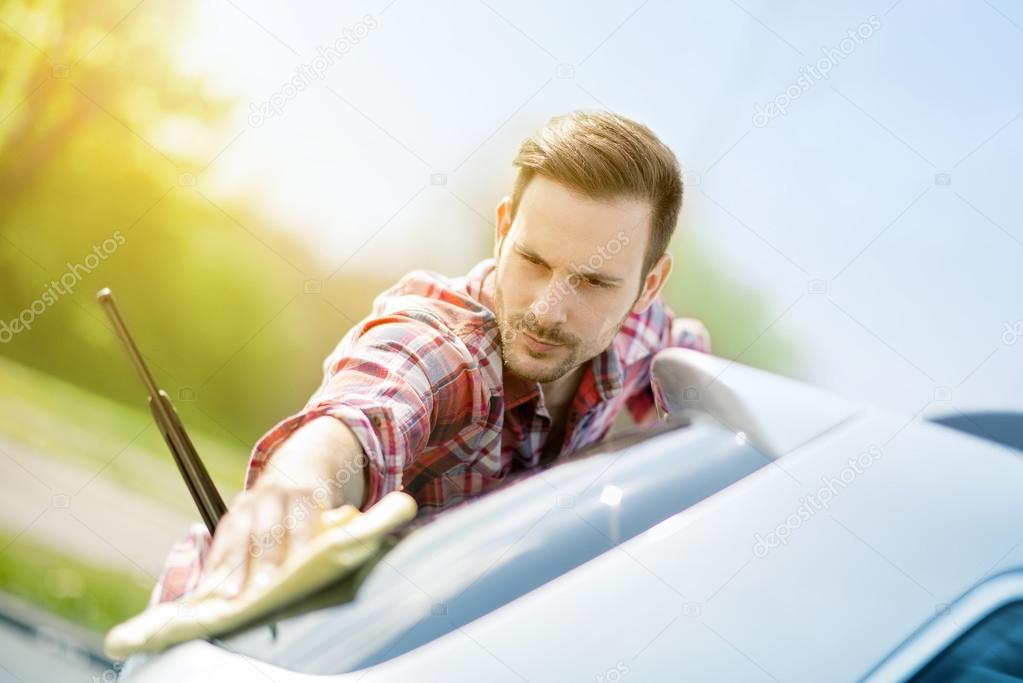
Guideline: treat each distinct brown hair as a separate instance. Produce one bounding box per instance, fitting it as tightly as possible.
[510,110,684,277]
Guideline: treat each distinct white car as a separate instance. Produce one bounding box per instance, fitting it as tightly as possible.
[118,348,1023,682]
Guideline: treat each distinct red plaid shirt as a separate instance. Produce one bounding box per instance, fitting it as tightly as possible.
[153,258,710,604]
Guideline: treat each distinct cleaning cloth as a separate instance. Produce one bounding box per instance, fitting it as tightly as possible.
[104,490,417,659]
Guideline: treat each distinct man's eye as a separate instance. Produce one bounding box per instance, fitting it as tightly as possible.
[586,277,612,289]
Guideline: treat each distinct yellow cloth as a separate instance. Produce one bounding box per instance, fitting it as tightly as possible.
[104,491,417,659]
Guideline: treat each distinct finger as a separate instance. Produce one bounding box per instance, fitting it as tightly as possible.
[198,503,254,599]
[281,489,321,555]
[214,525,253,600]
[248,491,287,590]
[201,507,245,579]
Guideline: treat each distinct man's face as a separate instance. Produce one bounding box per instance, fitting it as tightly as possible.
[493,175,669,385]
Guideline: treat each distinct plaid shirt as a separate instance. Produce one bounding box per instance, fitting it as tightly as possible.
[152,258,710,604]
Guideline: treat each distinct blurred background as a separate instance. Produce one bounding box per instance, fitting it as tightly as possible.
[0,0,1020,677]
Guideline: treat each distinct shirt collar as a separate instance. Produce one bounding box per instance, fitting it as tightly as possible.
[590,339,625,402]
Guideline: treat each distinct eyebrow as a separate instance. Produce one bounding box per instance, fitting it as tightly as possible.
[513,241,624,285]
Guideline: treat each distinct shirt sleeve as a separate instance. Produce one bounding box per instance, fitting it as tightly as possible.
[243,309,486,511]
[624,304,711,426]
[149,309,485,605]
[150,522,212,605]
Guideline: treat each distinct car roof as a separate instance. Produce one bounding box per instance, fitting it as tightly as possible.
[357,407,1023,682]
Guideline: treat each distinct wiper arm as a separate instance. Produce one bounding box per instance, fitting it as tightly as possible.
[96,288,228,534]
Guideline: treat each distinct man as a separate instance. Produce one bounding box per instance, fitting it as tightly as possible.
[156,110,710,604]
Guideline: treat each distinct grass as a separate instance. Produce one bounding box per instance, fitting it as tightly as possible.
[0,531,152,633]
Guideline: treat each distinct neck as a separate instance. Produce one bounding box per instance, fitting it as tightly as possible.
[539,363,586,410]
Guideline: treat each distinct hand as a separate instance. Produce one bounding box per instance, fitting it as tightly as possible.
[194,416,369,600]
[195,479,329,600]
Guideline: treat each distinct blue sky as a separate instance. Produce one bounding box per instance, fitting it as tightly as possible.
[177,0,1023,419]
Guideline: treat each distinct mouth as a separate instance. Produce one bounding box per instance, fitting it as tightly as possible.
[521,331,563,353]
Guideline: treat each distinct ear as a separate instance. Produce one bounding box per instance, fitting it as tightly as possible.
[631,251,673,315]
[494,196,512,260]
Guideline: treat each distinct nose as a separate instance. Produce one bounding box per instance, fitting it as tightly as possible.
[528,274,570,329]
